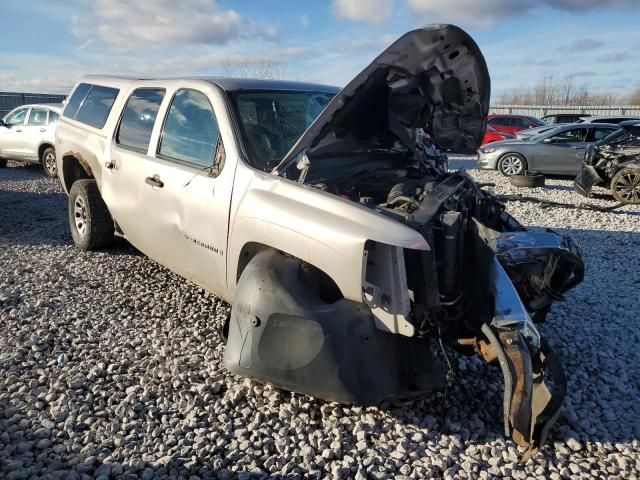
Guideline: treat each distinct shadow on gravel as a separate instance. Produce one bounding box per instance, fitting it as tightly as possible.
[0,190,70,246]
[535,183,575,192]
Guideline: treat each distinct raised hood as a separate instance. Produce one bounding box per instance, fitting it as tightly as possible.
[274,24,490,175]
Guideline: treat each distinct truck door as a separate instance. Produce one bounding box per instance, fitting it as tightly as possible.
[0,107,29,159]
[102,86,234,298]
[22,107,50,161]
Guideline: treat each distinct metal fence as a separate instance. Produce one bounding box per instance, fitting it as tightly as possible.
[0,92,67,118]
[490,104,640,117]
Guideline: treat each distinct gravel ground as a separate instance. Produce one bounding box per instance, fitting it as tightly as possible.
[1,158,639,479]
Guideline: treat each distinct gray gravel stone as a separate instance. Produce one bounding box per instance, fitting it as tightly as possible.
[0,158,639,478]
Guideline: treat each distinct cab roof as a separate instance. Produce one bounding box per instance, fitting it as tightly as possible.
[78,74,339,94]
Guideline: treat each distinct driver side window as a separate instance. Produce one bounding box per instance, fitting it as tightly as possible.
[158,89,224,172]
[5,108,28,126]
[549,128,588,143]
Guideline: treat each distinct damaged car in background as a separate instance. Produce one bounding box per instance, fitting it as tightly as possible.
[575,120,640,204]
[56,25,584,459]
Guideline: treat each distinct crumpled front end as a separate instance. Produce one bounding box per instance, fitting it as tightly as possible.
[346,168,586,457]
[384,171,584,458]
[224,22,584,459]
[225,168,584,459]
[575,130,640,198]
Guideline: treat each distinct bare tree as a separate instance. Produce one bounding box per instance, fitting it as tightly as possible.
[498,74,627,106]
[630,84,640,106]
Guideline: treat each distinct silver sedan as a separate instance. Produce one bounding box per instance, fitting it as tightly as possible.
[477,123,619,176]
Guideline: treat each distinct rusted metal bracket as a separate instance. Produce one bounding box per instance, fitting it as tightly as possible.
[481,322,567,461]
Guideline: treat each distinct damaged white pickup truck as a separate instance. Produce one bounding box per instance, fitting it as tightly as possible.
[56,25,584,458]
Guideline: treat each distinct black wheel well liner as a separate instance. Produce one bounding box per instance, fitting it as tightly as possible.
[61,154,93,193]
[38,143,54,162]
[236,242,343,303]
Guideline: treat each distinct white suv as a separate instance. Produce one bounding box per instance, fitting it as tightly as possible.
[0,103,62,176]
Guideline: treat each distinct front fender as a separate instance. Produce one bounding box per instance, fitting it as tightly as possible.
[227,171,429,301]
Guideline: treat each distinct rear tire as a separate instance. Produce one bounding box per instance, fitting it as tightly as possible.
[41,147,57,177]
[68,179,114,250]
[0,158,7,168]
[498,153,527,176]
[611,168,640,204]
[510,174,545,188]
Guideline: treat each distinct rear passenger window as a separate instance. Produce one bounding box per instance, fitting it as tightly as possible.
[74,85,119,129]
[592,128,616,141]
[48,112,60,124]
[116,88,165,152]
[28,108,48,126]
[158,89,220,168]
[63,83,92,119]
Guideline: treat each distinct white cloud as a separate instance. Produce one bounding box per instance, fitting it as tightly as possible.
[0,42,312,94]
[407,0,637,28]
[331,0,394,25]
[557,39,605,52]
[300,15,310,27]
[407,0,533,28]
[0,53,86,93]
[546,0,635,10]
[72,0,244,48]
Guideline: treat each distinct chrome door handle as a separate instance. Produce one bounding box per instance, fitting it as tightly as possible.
[145,174,164,188]
[571,146,583,149]
[40,128,47,132]
[15,129,22,132]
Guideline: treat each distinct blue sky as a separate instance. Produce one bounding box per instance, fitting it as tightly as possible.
[1,0,639,101]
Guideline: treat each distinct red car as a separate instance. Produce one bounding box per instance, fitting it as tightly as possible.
[481,125,516,145]
[487,114,546,135]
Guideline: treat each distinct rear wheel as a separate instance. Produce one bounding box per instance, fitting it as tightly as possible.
[41,147,57,177]
[68,179,114,250]
[498,153,527,176]
[0,158,6,168]
[611,168,640,204]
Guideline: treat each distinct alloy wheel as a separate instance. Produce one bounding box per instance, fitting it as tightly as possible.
[500,155,524,176]
[74,196,88,237]
[613,171,640,203]
[44,151,56,175]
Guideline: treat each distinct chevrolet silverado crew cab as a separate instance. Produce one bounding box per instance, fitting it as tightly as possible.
[0,103,62,175]
[56,25,584,458]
